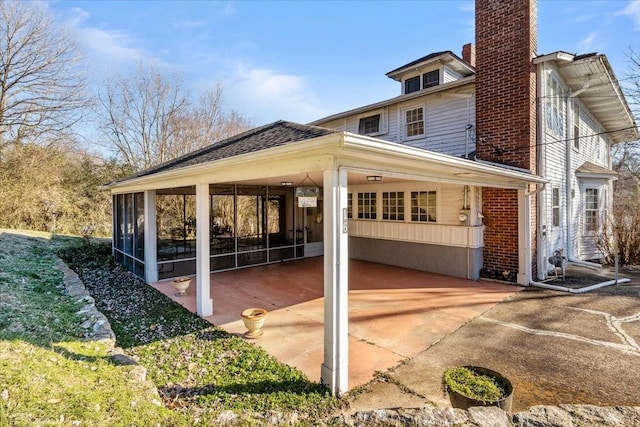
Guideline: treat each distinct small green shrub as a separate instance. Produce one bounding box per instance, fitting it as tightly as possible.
[443,366,508,403]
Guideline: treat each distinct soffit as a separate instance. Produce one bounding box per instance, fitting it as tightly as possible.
[556,55,638,143]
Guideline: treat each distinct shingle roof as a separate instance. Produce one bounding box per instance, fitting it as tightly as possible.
[113,120,339,184]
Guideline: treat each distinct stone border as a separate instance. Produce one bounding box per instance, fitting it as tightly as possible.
[337,404,640,426]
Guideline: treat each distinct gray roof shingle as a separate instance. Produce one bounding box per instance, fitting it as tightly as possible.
[113,120,339,184]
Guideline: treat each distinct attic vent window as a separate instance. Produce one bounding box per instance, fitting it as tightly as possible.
[423,70,439,88]
[405,76,420,94]
[359,114,381,135]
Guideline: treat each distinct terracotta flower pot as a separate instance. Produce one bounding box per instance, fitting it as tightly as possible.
[241,308,268,339]
[171,277,192,296]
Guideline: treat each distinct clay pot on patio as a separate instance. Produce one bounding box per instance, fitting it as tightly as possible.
[241,308,268,339]
[444,366,513,411]
[171,277,192,296]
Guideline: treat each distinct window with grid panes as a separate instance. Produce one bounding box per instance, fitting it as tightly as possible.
[405,107,424,137]
[357,192,376,219]
[382,191,404,221]
[423,70,439,88]
[585,188,599,232]
[404,76,420,94]
[552,187,560,227]
[358,114,380,135]
[347,193,352,219]
[411,191,436,222]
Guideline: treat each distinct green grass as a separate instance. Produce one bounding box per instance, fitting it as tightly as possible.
[0,230,175,426]
[56,234,340,424]
[1,229,340,425]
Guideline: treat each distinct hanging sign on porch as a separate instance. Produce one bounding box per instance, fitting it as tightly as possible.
[298,196,317,207]
[295,187,319,197]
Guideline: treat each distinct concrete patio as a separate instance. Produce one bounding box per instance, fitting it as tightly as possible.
[152,258,520,390]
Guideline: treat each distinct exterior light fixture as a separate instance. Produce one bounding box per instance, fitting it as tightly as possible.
[281,181,293,186]
[366,176,382,182]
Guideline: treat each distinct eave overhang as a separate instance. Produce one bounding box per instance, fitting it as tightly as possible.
[535,51,638,143]
[105,131,545,194]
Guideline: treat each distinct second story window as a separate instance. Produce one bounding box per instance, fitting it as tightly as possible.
[545,75,564,138]
[423,70,439,88]
[358,114,380,135]
[405,107,424,138]
[405,76,420,94]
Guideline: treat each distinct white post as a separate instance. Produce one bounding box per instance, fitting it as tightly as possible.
[321,167,349,395]
[518,187,531,285]
[144,190,158,283]
[196,183,213,316]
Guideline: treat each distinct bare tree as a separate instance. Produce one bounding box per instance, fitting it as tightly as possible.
[599,48,640,264]
[0,1,89,148]
[99,63,252,171]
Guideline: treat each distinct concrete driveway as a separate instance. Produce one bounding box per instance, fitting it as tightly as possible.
[347,266,640,413]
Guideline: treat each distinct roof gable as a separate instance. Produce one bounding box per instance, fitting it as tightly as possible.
[386,51,475,81]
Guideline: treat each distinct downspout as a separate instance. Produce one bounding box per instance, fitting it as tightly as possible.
[529,276,630,293]
[536,63,547,280]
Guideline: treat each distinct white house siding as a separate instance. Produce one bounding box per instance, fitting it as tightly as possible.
[443,66,463,83]
[539,63,613,268]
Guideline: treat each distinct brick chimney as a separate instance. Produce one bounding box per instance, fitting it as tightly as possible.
[475,0,538,282]
[462,43,476,67]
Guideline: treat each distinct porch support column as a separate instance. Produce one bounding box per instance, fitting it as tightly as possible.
[518,187,531,286]
[196,183,213,316]
[321,167,349,395]
[143,190,158,283]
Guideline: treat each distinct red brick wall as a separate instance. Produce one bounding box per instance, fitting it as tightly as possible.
[475,0,538,278]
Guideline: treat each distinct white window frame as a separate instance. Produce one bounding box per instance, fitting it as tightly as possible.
[584,188,599,233]
[356,108,387,136]
[404,105,425,139]
[545,74,565,138]
[382,191,405,221]
[410,190,437,223]
[551,187,560,227]
[357,192,377,220]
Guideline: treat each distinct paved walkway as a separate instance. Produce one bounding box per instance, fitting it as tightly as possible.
[152,258,519,389]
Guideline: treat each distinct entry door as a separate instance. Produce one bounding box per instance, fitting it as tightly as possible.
[304,200,324,257]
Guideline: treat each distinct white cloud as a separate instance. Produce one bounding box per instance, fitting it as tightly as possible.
[62,7,151,65]
[580,32,598,51]
[621,0,640,30]
[225,64,331,124]
[172,19,208,30]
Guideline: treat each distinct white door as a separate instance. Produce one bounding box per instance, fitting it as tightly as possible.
[303,201,323,257]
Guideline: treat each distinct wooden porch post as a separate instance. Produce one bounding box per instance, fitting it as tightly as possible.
[196,183,213,316]
[321,167,349,395]
[143,190,158,283]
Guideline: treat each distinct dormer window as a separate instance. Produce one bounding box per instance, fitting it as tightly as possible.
[423,70,439,88]
[405,76,421,94]
[404,70,440,94]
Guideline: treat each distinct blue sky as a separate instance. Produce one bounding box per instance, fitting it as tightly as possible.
[48,0,640,127]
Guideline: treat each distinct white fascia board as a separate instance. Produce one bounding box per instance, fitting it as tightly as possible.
[533,51,575,64]
[308,77,475,126]
[340,133,547,187]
